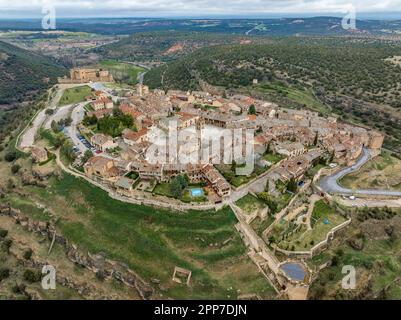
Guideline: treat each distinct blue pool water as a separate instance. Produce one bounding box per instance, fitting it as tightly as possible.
[190,188,204,197]
[280,263,307,282]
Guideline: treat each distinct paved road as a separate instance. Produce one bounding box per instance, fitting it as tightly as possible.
[319,148,401,197]
[64,102,88,154]
[336,197,401,208]
[19,109,47,150]
[19,84,84,150]
[44,104,74,130]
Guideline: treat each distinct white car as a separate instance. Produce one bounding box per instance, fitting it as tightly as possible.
[349,196,356,200]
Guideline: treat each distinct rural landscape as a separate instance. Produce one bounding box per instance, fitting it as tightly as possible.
[1,1,401,305]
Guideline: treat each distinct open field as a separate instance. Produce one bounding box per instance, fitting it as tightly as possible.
[253,82,331,115]
[340,151,401,191]
[0,172,276,299]
[216,164,268,188]
[263,152,284,165]
[235,194,266,215]
[59,86,92,106]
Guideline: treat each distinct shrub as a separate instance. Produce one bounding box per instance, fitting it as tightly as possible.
[11,164,21,174]
[12,283,26,294]
[0,267,10,281]
[5,151,18,162]
[1,239,12,254]
[0,228,8,238]
[23,248,33,260]
[23,269,42,283]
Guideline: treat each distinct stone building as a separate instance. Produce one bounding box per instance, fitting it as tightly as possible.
[59,68,114,84]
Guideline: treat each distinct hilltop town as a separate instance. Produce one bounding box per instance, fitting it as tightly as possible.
[12,66,398,299]
[64,70,384,206]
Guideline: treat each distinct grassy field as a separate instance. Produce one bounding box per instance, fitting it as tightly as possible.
[153,182,173,197]
[59,86,92,106]
[216,164,268,188]
[340,151,401,191]
[253,82,331,115]
[263,152,284,164]
[235,194,266,215]
[99,60,145,85]
[1,173,276,299]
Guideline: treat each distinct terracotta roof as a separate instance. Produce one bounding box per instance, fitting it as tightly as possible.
[123,128,148,142]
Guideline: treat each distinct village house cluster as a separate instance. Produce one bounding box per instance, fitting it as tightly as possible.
[82,83,384,203]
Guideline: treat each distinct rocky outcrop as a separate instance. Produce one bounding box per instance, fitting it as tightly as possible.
[0,204,154,300]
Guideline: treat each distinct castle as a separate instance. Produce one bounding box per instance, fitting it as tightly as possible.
[58,68,114,84]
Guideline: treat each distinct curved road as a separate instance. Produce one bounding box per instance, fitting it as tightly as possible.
[319,148,401,197]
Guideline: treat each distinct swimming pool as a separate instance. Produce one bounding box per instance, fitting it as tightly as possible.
[280,262,307,282]
[190,188,204,197]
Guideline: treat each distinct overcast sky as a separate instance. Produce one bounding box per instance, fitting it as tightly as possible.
[0,0,401,19]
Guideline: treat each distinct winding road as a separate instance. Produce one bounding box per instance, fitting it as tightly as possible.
[319,148,401,197]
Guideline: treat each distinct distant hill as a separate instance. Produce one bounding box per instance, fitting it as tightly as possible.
[0,40,66,105]
[144,37,401,153]
[4,17,401,36]
[93,31,270,63]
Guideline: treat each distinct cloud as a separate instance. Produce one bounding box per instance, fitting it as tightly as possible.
[0,0,401,18]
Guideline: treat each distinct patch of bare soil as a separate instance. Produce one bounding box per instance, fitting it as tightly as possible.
[164,44,184,55]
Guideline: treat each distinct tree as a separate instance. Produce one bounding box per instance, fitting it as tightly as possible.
[23,269,41,283]
[248,104,256,115]
[313,132,318,146]
[170,178,183,198]
[81,150,93,164]
[23,248,33,260]
[51,120,61,133]
[258,192,278,214]
[328,150,335,163]
[0,228,8,238]
[0,268,10,282]
[170,174,188,198]
[61,140,76,163]
[45,109,54,116]
[231,160,237,172]
[4,151,18,162]
[287,177,298,193]
[63,117,73,127]
[1,239,12,254]
[11,164,20,174]
[83,114,97,126]
[265,179,270,192]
